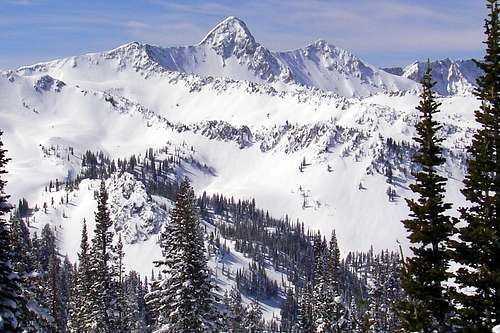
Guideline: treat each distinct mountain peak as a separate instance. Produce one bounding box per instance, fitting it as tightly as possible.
[199,16,258,58]
[108,41,146,54]
[200,16,254,44]
[305,39,353,58]
[311,39,330,48]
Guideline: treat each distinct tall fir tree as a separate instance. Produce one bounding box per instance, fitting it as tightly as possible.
[113,234,127,333]
[68,219,93,332]
[398,63,454,333]
[66,267,80,333]
[59,256,74,331]
[47,251,64,332]
[123,271,149,333]
[0,130,21,332]
[452,0,500,330]
[327,231,341,294]
[311,232,347,333]
[146,178,221,332]
[224,286,244,333]
[145,272,161,328]
[88,180,116,332]
[312,236,333,332]
[9,218,53,332]
[242,298,264,333]
[280,288,298,333]
[297,283,315,333]
[326,231,345,333]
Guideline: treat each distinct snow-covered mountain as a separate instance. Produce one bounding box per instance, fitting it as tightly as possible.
[17,16,417,98]
[0,15,484,318]
[0,17,480,316]
[0,64,477,257]
[383,58,482,96]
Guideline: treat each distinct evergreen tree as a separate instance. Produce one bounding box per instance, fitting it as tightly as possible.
[327,231,341,294]
[225,286,244,333]
[38,224,57,272]
[68,220,92,332]
[398,63,454,333]
[312,237,332,332]
[88,180,116,332]
[297,283,315,333]
[123,271,149,333]
[9,218,53,332]
[326,231,345,333]
[47,251,65,331]
[311,232,347,333]
[145,273,160,327]
[367,253,402,333]
[0,130,21,332]
[59,256,74,331]
[280,288,298,333]
[66,267,81,333]
[452,1,500,330]
[146,178,221,332]
[113,234,127,333]
[27,224,64,332]
[242,298,264,333]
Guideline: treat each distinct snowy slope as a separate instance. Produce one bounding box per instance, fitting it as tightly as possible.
[0,68,479,256]
[383,58,482,96]
[1,15,486,324]
[0,16,484,299]
[28,171,288,320]
[17,17,417,98]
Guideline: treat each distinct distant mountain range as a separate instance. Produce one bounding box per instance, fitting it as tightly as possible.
[16,17,482,99]
[383,58,481,96]
[18,16,420,98]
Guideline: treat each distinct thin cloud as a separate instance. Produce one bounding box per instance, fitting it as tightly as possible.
[8,0,36,5]
[126,20,151,29]
[148,0,234,16]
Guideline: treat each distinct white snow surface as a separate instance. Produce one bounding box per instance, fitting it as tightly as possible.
[1,45,480,256]
[0,15,485,319]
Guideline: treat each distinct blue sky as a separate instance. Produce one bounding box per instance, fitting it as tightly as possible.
[0,0,486,69]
